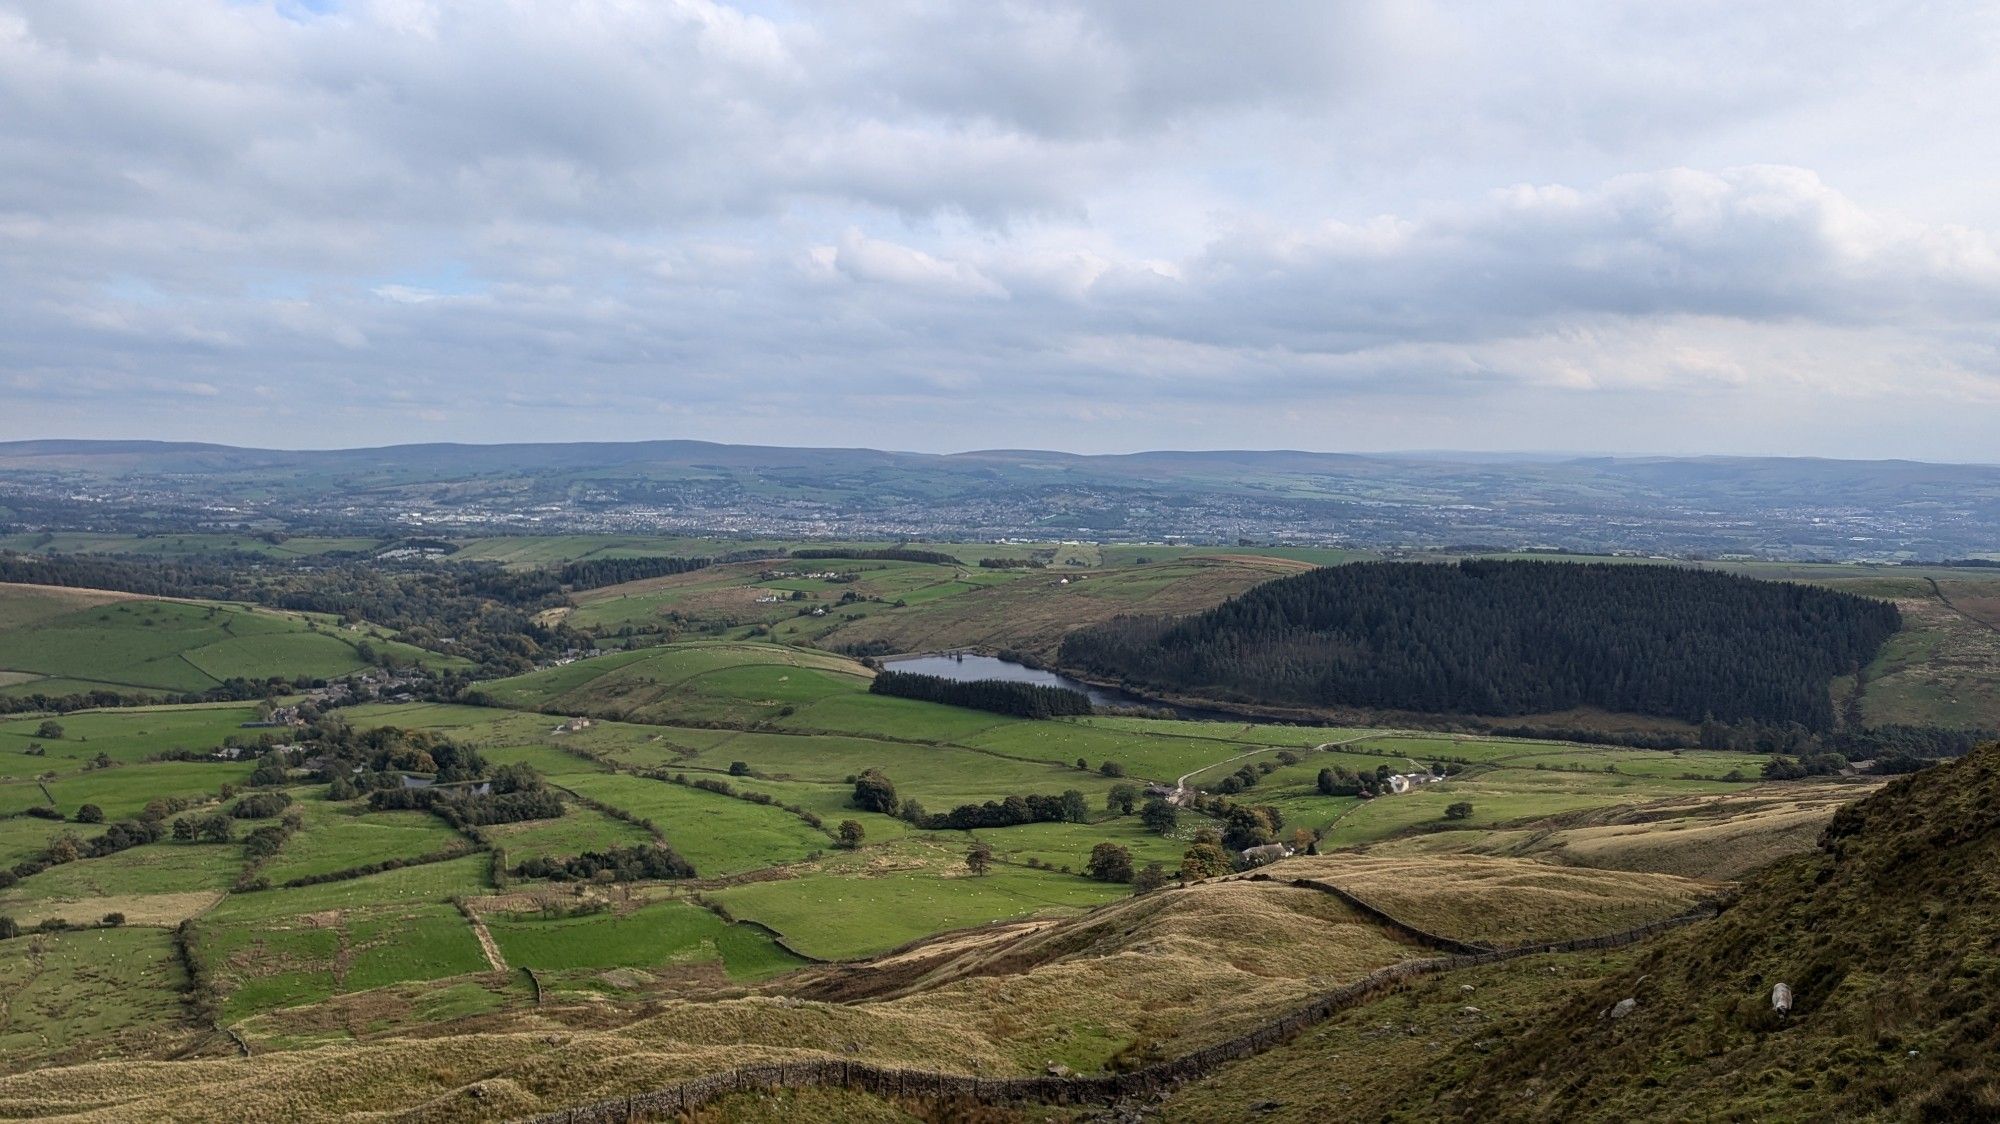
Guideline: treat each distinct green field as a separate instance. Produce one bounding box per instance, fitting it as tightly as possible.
[707,858,1128,960]
[486,899,806,981]
[0,586,443,697]
[257,794,470,885]
[0,704,264,780]
[0,926,193,1069]
[203,901,489,1021]
[558,774,829,877]
[483,801,655,862]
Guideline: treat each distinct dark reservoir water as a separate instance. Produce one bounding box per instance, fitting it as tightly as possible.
[881,652,1233,718]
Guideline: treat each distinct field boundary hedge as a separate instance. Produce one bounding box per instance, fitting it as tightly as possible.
[504,906,1718,1123]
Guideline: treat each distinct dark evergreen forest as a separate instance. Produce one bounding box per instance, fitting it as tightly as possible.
[1058,561,1901,728]
[869,670,1093,718]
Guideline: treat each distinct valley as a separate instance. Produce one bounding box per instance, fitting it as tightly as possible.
[0,535,1985,1121]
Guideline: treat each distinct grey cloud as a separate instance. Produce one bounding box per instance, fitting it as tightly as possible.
[2,1,1999,458]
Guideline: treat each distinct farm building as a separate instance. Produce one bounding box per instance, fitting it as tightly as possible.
[1239,843,1293,866]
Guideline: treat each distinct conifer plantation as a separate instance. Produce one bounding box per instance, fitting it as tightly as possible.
[1060,561,1900,727]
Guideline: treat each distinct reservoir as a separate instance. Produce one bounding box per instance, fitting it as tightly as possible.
[881,651,1231,718]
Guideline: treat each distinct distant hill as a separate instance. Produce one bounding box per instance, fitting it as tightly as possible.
[4,439,2000,558]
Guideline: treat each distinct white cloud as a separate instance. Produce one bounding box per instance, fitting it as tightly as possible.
[1,1,1999,458]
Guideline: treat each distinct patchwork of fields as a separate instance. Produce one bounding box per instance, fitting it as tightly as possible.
[0,542,1945,1120]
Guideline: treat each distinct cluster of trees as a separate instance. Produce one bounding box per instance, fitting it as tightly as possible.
[1315,761,1458,798]
[230,792,293,819]
[918,791,1090,831]
[0,800,197,888]
[848,770,1090,830]
[1762,753,1851,780]
[1207,751,1300,795]
[369,763,562,827]
[513,843,695,882]
[869,670,1092,718]
[977,557,1045,569]
[1060,561,1901,729]
[555,555,710,590]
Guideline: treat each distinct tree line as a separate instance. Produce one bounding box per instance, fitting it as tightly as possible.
[790,547,959,565]
[1060,561,1900,729]
[869,670,1093,718]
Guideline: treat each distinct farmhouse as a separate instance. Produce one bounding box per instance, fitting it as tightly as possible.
[554,717,594,734]
[1239,843,1293,866]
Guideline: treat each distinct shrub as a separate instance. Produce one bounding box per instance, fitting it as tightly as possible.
[74,804,104,824]
[852,769,899,814]
[231,792,294,819]
[1085,842,1134,883]
[1444,801,1475,820]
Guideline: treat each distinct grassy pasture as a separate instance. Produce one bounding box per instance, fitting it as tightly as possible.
[1314,768,1739,848]
[971,817,1186,872]
[0,593,437,695]
[0,926,193,1070]
[486,899,806,981]
[0,704,263,779]
[205,901,488,1022]
[39,760,253,820]
[257,795,469,885]
[775,692,1019,741]
[805,556,1316,660]
[0,840,244,905]
[0,816,70,868]
[666,730,1122,808]
[205,854,492,924]
[483,802,654,863]
[478,641,871,727]
[707,860,1127,961]
[556,774,829,877]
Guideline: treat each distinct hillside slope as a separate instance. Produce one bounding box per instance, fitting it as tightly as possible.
[1440,744,2000,1121]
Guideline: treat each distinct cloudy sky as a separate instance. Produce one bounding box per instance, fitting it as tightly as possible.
[4,1,1999,458]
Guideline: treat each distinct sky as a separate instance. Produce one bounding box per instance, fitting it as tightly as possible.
[3,1,1999,460]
